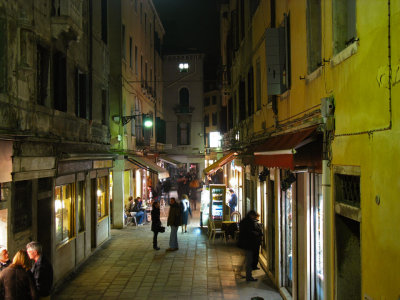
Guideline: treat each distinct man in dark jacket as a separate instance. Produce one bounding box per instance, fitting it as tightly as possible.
[238,210,263,281]
[151,201,163,250]
[166,197,182,251]
[26,241,53,299]
[0,246,11,272]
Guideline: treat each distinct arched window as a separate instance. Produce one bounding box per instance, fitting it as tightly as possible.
[179,88,189,107]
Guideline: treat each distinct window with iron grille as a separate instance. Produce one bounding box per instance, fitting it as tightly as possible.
[334,174,360,207]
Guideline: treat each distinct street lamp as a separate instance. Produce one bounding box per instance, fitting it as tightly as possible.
[112,113,153,127]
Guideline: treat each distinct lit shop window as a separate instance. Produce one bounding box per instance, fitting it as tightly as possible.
[77,181,85,233]
[55,184,75,244]
[97,177,108,220]
[178,62,189,72]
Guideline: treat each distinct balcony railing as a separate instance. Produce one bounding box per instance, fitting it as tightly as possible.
[173,105,195,114]
[51,0,83,42]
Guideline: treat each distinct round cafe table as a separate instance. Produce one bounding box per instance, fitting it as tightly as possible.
[221,221,238,239]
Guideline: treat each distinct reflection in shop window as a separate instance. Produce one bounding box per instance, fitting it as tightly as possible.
[55,184,75,244]
[281,185,293,294]
[314,174,324,299]
[97,177,108,219]
[77,181,85,233]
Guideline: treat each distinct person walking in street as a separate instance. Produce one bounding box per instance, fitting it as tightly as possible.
[177,170,189,200]
[189,178,199,210]
[162,178,171,205]
[0,246,11,272]
[0,249,38,300]
[181,194,192,233]
[166,197,182,251]
[151,201,164,250]
[228,188,237,218]
[237,210,263,282]
[26,241,53,299]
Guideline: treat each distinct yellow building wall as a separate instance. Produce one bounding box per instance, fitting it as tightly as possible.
[252,0,272,133]
[328,1,400,298]
[253,0,324,134]
[300,1,400,297]
[252,0,400,297]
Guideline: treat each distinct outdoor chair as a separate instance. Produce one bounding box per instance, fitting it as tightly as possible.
[209,219,226,244]
[128,212,138,227]
[231,211,241,240]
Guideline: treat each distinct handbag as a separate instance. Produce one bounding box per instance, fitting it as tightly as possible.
[159,226,166,233]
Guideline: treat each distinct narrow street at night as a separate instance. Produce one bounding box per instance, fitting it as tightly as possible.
[54,209,281,300]
[1,0,399,299]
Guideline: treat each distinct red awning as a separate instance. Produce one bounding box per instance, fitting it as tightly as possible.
[203,152,236,175]
[254,126,320,170]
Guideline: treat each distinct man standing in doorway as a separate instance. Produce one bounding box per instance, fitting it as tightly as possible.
[26,241,53,299]
[228,188,237,217]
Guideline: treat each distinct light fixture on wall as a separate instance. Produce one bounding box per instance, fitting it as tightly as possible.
[112,113,153,127]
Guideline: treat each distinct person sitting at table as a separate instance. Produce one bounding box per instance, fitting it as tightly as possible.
[131,197,145,225]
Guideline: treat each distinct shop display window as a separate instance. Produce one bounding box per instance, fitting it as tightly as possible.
[281,185,293,294]
[55,183,75,244]
[313,174,323,299]
[77,181,85,233]
[97,177,108,219]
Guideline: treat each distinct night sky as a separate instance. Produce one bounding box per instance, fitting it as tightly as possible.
[153,0,221,89]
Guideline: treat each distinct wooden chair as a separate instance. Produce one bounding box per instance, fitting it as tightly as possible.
[209,219,226,244]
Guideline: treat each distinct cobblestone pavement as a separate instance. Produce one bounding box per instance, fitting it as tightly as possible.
[54,208,282,300]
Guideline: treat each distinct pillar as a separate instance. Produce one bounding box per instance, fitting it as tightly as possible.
[112,156,125,229]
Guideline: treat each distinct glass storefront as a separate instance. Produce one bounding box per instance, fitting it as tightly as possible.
[313,174,323,299]
[77,181,85,233]
[267,178,275,275]
[97,177,108,219]
[55,183,75,244]
[281,184,293,294]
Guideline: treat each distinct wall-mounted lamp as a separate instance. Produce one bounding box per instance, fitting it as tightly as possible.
[112,113,153,127]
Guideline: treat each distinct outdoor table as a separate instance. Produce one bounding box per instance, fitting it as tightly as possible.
[221,221,238,239]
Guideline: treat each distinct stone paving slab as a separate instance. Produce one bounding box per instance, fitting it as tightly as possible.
[54,209,282,300]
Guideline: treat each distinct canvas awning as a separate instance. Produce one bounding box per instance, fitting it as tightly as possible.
[126,156,170,179]
[158,155,182,167]
[203,152,236,175]
[254,126,320,170]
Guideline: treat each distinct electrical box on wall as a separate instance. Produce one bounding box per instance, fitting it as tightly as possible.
[321,97,335,117]
[265,27,287,95]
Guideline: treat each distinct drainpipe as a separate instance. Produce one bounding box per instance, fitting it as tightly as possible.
[322,125,332,300]
[322,158,332,299]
